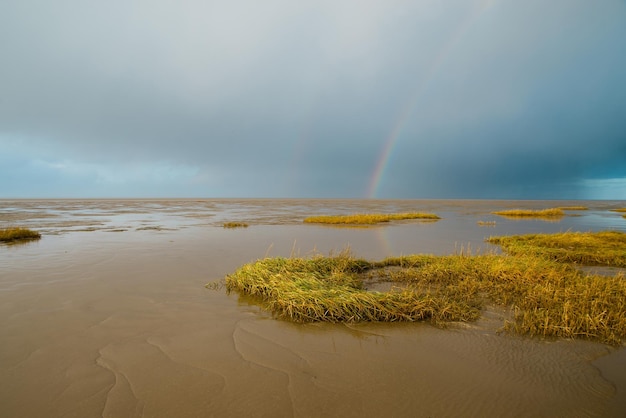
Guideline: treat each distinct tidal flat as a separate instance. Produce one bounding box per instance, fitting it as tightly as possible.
[1,198,626,417]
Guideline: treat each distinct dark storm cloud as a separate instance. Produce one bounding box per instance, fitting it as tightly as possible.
[1,0,625,198]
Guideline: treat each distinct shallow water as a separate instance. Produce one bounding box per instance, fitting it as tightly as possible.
[1,199,625,417]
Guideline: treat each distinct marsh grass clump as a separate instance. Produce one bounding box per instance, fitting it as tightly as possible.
[0,227,41,243]
[226,231,626,344]
[223,222,249,228]
[503,272,626,344]
[477,221,496,226]
[488,231,626,267]
[378,253,626,344]
[558,206,588,211]
[492,208,565,218]
[226,253,479,324]
[303,212,440,225]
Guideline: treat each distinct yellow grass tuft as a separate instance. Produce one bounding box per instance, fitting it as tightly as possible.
[223,222,249,228]
[303,212,440,225]
[558,206,588,211]
[225,253,479,324]
[492,208,565,218]
[0,227,41,242]
[487,231,626,267]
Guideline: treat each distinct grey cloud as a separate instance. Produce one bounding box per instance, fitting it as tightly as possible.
[1,0,625,198]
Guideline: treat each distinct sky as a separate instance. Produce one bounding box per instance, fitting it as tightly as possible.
[1,0,625,200]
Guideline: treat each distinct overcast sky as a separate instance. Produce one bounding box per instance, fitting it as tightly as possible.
[1,0,625,199]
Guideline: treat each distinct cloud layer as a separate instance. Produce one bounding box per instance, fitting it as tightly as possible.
[1,0,625,198]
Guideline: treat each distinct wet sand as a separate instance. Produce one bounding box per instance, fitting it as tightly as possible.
[1,199,625,417]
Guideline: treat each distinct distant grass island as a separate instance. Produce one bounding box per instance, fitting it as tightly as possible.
[0,227,41,243]
[303,212,440,225]
[223,222,249,228]
[491,208,565,218]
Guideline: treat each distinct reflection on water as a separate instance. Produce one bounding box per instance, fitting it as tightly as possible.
[1,199,625,417]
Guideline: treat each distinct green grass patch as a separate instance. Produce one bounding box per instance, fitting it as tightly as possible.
[0,227,41,243]
[487,231,626,267]
[223,222,249,228]
[303,212,440,225]
[492,208,565,218]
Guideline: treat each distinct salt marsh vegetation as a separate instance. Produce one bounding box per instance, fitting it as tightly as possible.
[487,231,626,267]
[0,227,41,243]
[303,212,440,225]
[492,208,565,218]
[223,222,249,228]
[226,231,626,345]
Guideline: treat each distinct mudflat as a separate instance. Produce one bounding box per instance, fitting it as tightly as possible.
[1,199,625,417]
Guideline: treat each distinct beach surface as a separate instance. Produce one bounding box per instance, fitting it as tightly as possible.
[1,199,625,417]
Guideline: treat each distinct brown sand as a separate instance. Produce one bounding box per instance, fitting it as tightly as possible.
[1,199,625,417]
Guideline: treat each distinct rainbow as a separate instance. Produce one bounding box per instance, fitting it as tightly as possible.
[366,1,495,198]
